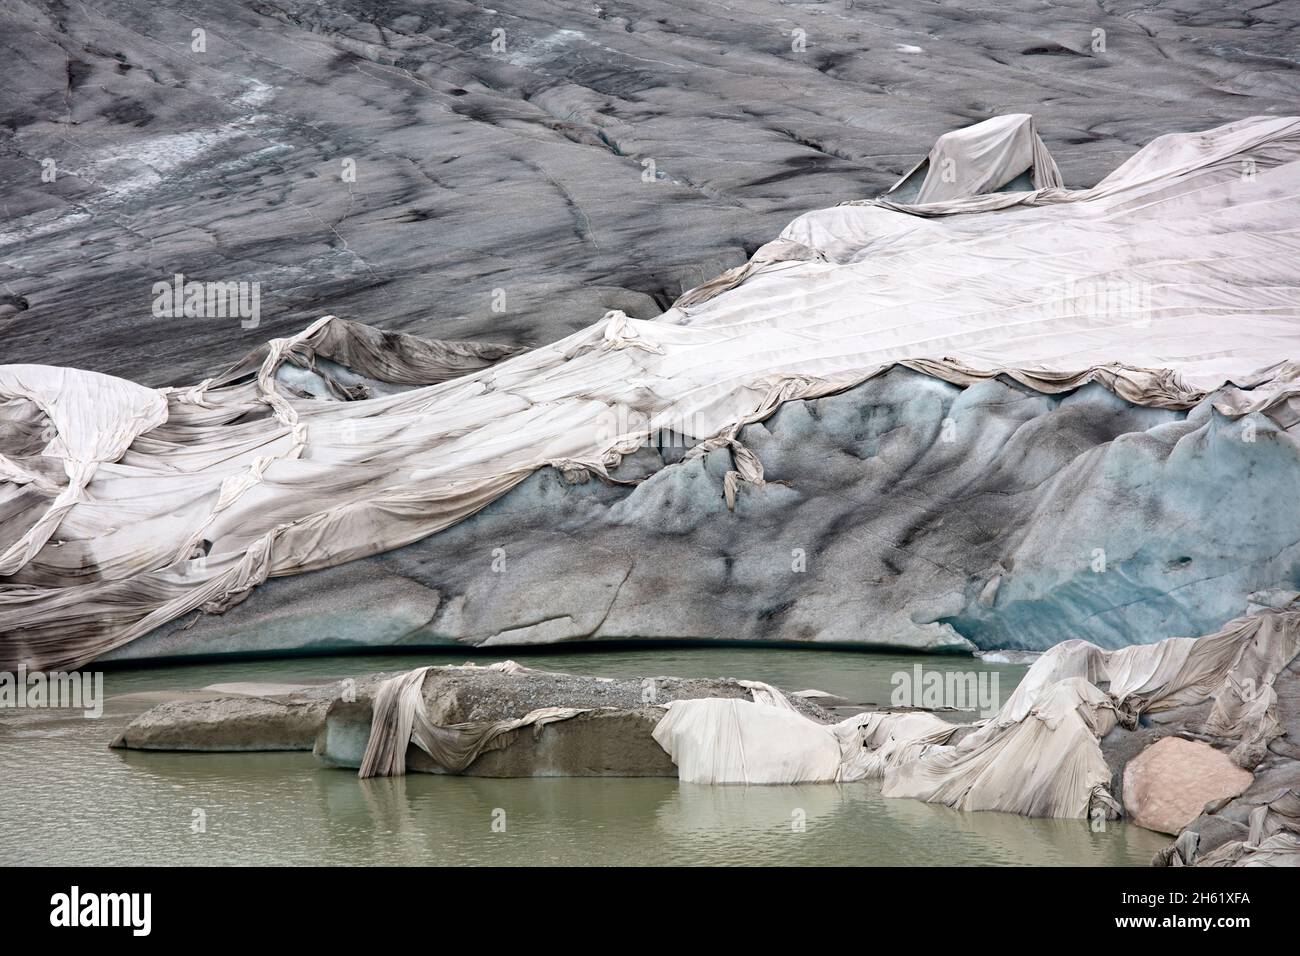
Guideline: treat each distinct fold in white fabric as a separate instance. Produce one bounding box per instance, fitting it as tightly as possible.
[359,661,587,778]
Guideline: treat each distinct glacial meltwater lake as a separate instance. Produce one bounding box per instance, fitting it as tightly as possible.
[0,647,1172,866]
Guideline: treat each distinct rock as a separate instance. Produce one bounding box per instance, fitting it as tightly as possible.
[1123,737,1253,835]
[109,691,336,751]
[317,703,679,778]
[1110,653,1300,863]
[1179,813,1251,858]
[318,667,830,777]
[202,682,321,697]
[111,662,833,779]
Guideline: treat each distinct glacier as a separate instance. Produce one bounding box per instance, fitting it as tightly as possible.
[104,366,1300,660]
[6,114,1300,667]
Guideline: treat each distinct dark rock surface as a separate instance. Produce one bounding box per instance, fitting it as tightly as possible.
[4,0,1299,384]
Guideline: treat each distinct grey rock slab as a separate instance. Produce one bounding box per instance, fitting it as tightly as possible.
[111,663,833,781]
[109,692,336,751]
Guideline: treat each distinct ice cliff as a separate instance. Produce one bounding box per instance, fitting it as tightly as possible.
[106,367,1300,660]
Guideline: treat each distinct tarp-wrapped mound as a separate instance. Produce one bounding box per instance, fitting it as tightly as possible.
[652,607,1300,822]
[4,115,1300,669]
[881,112,1062,204]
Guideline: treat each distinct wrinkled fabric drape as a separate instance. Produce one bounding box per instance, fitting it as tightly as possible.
[214,315,527,394]
[5,115,1300,669]
[650,696,847,785]
[359,662,588,778]
[881,113,1062,204]
[1195,789,1300,866]
[652,608,1300,820]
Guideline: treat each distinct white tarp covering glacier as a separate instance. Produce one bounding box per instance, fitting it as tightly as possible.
[881,112,1062,203]
[651,607,1300,820]
[3,114,1300,670]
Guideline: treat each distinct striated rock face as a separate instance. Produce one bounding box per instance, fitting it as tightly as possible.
[4,1,1299,384]
[109,682,341,751]
[1122,738,1253,836]
[106,370,1300,660]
